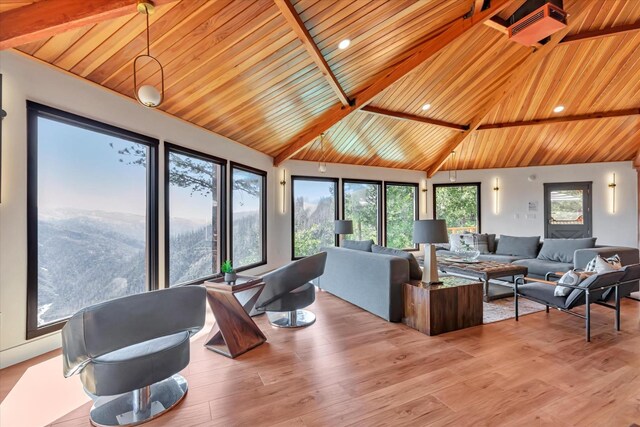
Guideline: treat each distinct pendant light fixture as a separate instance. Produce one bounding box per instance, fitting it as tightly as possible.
[448,151,457,182]
[133,0,164,108]
[318,133,327,173]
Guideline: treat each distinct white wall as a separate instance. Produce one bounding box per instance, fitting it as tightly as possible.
[429,162,638,247]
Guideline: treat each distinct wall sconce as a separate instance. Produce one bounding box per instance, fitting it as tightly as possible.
[608,173,617,214]
[279,169,287,214]
[421,185,428,214]
[493,178,500,214]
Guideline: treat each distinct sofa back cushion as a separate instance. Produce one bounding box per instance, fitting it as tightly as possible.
[371,244,422,280]
[495,235,540,258]
[342,239,374,252]
[537,238,596,264]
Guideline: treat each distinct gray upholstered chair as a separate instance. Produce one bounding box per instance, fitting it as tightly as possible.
[255,252,327,328]
[61,286,206,426]
[515,270,625,342]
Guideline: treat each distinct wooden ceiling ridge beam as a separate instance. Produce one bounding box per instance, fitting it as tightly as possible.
[477,108,640,130]
[273,0,350,107]
[426,2,592,178]
[0,0,176,50]
[361,106,469,131]
[272,0,516,166]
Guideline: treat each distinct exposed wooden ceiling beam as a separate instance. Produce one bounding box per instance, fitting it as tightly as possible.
[0,0,176,50]
[426,2,592,178]
[361,106,469,131]
[477,108,640,130]
[272,0,515,166]
[635,149,640,169]
[560,22,640,45]
[273,0,350,107]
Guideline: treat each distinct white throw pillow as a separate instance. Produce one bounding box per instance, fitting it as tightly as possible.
[585,254,621,272]
[594,255,621,273]
[554,270,581,297]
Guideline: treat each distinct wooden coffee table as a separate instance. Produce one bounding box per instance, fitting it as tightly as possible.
[438,259,528,302]
[203,276,267,358]
[403,276,483,336]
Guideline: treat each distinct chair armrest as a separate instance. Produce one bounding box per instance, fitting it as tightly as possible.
[526,277,557,286]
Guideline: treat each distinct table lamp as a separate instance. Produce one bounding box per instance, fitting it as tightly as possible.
[413,219,449,284]
[334,220,353,246]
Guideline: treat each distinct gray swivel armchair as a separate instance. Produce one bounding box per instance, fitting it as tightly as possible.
[61,285,206,426]
[515,270,625,342]
[255,252,327,328]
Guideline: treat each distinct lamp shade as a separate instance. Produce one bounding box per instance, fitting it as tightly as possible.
[413,219,449,244]
[334,220,354,235]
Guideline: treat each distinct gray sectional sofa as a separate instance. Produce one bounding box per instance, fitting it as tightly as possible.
[317,236,639,323]
[316,247,409,322]
[437,236,639,279]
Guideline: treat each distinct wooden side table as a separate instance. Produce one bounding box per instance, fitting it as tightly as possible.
[403,276,483,336]
[204,276,267,358]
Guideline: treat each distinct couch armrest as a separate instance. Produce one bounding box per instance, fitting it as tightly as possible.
[574,246,640,270]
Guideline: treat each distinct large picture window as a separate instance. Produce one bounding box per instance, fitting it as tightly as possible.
[342,180,382,244]
[230,163,267,270]
[384,182,419,250]
[165,144,225,287]
[433,183,481,234]
[27,102,158,338]
[291,176,339,259]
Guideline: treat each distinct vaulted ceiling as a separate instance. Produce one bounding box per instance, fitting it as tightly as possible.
[2,0,639,172]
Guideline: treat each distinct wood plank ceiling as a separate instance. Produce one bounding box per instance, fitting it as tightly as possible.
[5,0,640,172]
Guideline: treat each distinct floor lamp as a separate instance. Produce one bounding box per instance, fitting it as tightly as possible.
[334,220,353,246]
[413,219,449,284]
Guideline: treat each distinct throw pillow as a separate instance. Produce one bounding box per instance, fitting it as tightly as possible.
[554,270,582,297]
[537,238,597,264]
[594,255,622,273]
[342,239,374,252]
[474,234,490,254]
[486,234,497,254]
[371,244,423,280]
[495,235,540,258]
[585,254,621,272]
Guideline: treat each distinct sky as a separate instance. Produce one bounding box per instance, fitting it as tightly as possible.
[38,117,148,215]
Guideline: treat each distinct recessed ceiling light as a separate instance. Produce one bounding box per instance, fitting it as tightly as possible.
[421,103,431,111]
[553,105,565,113]
[338,39,351,49]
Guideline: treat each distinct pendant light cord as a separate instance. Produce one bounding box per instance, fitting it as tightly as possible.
[145,5,151,56]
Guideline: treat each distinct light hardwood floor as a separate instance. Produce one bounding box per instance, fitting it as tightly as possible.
[1,292,639,426]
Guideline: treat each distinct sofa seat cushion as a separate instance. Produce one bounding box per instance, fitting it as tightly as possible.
[496,235,540,258]
[517,283,568,308]
[372,245,422,280]
[342,239,374,252]
[537,238,596,263]
[512,259,573,278]
[83,331,190,396]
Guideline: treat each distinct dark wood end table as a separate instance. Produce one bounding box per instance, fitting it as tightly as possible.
[204,276,267,358]
[403,276,483,336]
[438,259,528,302]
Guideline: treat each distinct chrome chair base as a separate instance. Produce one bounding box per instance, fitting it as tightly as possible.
[267,309,316,328]
[89,374,187,427]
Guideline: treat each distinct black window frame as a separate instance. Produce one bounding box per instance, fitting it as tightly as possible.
[26,101,159,339]
[290,175,340,260]
[341,178,383,245]
[164,142,227,288]
[383,181,419,251]
[229,162,267,272]
[432,182,482,234]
